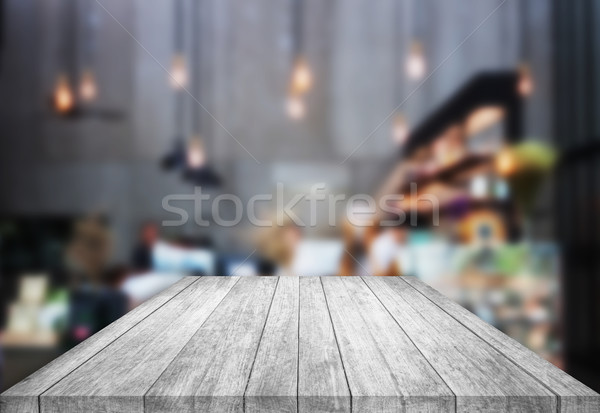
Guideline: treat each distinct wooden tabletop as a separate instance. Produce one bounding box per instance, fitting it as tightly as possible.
[2,276,598,412]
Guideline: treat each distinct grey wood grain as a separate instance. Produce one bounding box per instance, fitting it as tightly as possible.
[364,276,557,412]
[0,276,197,413]
[39,276,239,413]
[298,277,350,413]
[402,275,600,412]
[321,276,454,412]
[145,276,278,413]
[5,276,599,413]
[245,277,299,413]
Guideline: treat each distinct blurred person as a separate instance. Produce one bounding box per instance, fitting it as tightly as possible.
[369,225,409,276]
[338,217,377,276]
[61,214,130,349]
[131,221,159,272]
[256,219,302,276]
[256,255,277,277]
[99,264,130,320]
[65,214,112,287]
[64,265,129,349]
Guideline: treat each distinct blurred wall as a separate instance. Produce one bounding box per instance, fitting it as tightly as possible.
[553,0,600,389]
[0,0,553,258]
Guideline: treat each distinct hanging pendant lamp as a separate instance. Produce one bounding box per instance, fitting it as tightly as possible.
[79,0,98,102]
[169,0,188,89]
[286,0,311,119]
[50,0,124,120]
[405,1,426,81]
[160,0,220,186]
[52,0,76,115]
[391,0,409,145]
[183,0,221,186]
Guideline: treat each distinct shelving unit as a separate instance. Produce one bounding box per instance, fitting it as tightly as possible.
[377,71,522,235]
[369,70,562,366]
[398,153,493,195]
[402,71,522,157]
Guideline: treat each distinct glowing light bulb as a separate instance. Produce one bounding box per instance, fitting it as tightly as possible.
[496,149,516,176]
[406,41,426,80]
[54,74,74,114]
[187,136,206,169]
[286,94,305,120]
[517,63,534,97]
[392,114,409,144]
[290,57,312,94]
[170,54,188,89]
[80,70,98,101]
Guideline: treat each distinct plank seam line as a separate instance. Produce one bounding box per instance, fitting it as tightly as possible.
[37,277,201,404]
[141,276,243,410]
[320,277,353,412]
[359,276,457,409]
[296,278,300,413]
[399,277,562,413]
[242,276,280,411]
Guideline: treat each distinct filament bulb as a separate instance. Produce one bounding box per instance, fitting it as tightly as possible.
[392,114,409,144]
[80,70,98,101]
[286,94,305,120]
[406,41,426,80]
[54,74,74,114]
[517,63,534,97]
[290,57,312,94]
[187,136,206,169]
[170,54,188,89]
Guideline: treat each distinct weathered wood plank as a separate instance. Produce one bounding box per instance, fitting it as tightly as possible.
[0,276,197,413]
[145,276,278,413]
[321,276,454,412]
[7,275,599,413]
[298,277,350,413]
[245,277,299,413]
[39,276,239,413]
[364,276,557,412]
[402,276,600,412]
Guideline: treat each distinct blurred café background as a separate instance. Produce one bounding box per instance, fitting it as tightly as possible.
[1,0,599,393]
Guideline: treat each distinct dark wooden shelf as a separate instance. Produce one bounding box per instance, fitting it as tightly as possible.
[399,153,493,195]
[402,71,521,157]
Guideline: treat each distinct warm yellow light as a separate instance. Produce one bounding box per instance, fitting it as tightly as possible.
[290,57,312,94]
[465,106,505,136]
[392,114,409,144]
[80,70,98,101]
[496,149,516,176]
[187,136,206,169]
[286,94,305,120]
[170,54,188,89]
[406,41,426,80]
[54,74,74,114]
[518,64,534,97]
